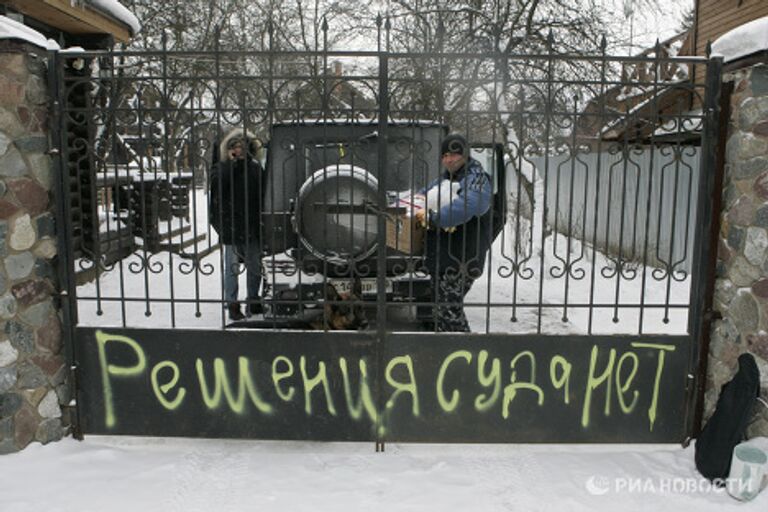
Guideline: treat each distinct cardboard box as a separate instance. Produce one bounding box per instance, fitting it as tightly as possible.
[386,209,424,254]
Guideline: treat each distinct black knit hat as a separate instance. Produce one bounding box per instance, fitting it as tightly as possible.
[441,133,468,156]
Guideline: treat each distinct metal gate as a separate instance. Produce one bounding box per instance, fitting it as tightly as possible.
[49,27,724,444]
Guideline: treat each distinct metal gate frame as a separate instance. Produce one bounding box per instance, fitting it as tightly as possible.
[47,35,725,444]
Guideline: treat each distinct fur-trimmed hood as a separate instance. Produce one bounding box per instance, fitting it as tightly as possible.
[220,128,264,162]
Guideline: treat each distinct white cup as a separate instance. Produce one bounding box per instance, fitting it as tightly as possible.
[727,443,768,501]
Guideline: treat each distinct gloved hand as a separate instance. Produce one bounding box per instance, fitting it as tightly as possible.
[414,209,456,233]
[414,208,428,228]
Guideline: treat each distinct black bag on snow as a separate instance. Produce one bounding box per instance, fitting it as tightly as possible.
[695,353,761,482]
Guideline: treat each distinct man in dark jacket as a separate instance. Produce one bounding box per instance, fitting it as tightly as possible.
[415,133,493,332]
[209,129,264,321]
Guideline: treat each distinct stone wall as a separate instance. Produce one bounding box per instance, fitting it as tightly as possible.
[0,42,68,453]
[707,61,768,436]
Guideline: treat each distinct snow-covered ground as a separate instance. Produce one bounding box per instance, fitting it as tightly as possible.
[1,436,766,512]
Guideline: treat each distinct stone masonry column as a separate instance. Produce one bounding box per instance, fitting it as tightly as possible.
[707,62,768,437]
[0,41,68,453]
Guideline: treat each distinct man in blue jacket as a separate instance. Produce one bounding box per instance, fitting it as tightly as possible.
[415,133,493,332]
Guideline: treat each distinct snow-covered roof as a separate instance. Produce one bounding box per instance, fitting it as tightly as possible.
[87,0,141,35]
[0,15,60,50]
[712,15,768,64]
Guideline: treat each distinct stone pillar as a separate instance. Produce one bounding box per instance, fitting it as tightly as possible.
[707,62,768,436]
[0,41,68,453]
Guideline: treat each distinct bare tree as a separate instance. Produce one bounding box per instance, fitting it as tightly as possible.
[95,0,678,186]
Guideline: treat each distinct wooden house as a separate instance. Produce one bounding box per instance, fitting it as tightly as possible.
[692,0,768,61]
[576,0,768,146]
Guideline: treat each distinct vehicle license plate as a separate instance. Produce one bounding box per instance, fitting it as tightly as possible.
[329,278,392,295]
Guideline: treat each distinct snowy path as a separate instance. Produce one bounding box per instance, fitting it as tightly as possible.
[0,437,765,512]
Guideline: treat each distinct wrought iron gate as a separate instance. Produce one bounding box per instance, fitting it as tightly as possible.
[49,31,724,443]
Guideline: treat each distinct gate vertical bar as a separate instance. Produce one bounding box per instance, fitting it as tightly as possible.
[48,49,83,439]
[375,25,390,453]
[684,54,724,441]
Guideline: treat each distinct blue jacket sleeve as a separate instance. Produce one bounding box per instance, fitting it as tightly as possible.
[433,167,492,228]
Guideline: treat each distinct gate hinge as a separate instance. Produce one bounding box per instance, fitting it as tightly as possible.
[684,373,696,391]
[66,363,84,440]
[68,363,81,393]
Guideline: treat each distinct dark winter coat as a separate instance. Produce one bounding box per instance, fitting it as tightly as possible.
[209,131,264,246]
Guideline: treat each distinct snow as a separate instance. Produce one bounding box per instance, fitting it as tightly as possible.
[1,436,766,511]
[88,0,142,35]
[463,167,692,336]
[0,15,59,50]
[59,46,86,53]
[712,16,768,64]
[653,109,703,137]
